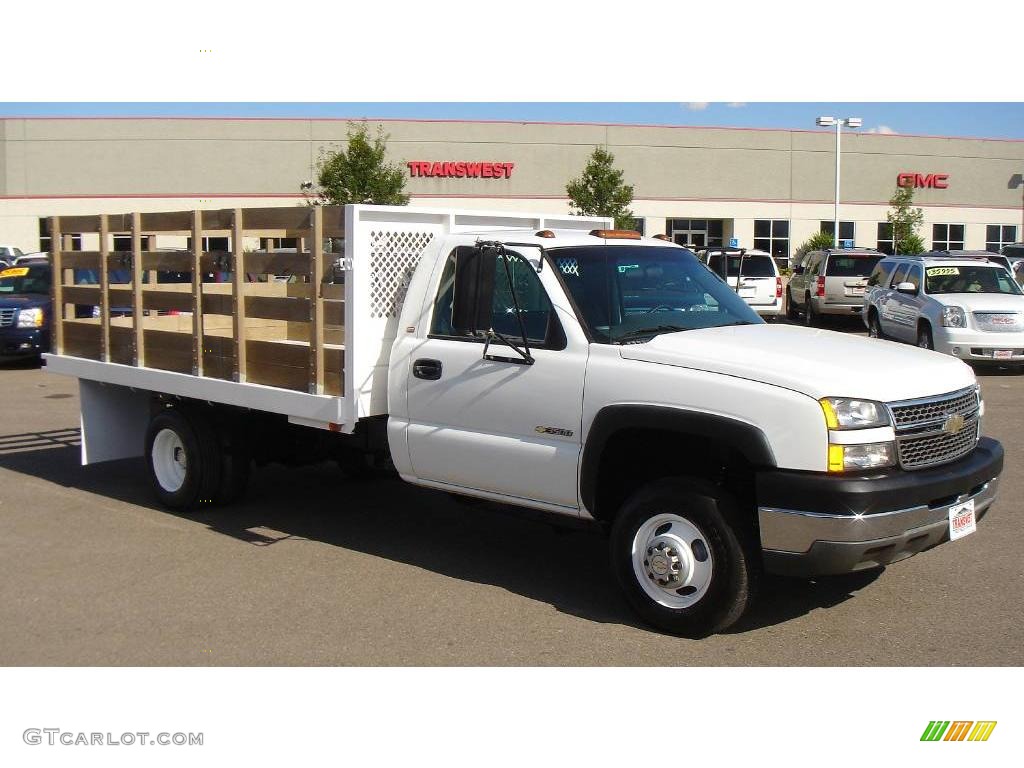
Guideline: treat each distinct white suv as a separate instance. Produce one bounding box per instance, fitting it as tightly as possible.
[702,248,783,318]
[863,253,1024,366]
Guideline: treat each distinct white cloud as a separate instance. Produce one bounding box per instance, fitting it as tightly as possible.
[685,102,709,111]
[727,102,746,108]
[866,125,898,135]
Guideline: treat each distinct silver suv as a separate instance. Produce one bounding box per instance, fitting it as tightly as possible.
[787,248,884,325]
[701,248,783,318]
[862,253,1024,366]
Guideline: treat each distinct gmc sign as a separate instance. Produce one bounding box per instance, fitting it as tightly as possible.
[408,161,515,179]
[897,172,949,189]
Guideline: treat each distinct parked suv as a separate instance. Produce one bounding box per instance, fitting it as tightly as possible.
[0,263,51,360]
[862,253,1024,366]
[701,248,783,318]
[788,248,884,325]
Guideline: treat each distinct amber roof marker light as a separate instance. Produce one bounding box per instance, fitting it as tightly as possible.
[535,229,556,238]
[589,229,642,240]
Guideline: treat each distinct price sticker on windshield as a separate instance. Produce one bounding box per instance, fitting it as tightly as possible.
[927,267,960,276]
[0,267,29,278]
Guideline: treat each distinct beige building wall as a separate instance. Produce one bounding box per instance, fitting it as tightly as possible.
[2,117,1023,253]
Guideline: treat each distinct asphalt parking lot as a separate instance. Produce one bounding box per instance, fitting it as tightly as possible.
[1,316,1021,666]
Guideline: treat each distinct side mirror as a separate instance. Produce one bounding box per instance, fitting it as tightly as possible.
[451,246,496,335]
[895,281,918,295]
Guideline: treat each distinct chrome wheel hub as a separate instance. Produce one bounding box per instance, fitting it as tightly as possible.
[632,513,714,609]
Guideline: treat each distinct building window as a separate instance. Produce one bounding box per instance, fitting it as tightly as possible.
[932,223,965,251]
[39,219,50,252]
[820,220,855,245]
[753,219,789,259]
[626,217,645,236]
[986,225,1017,253]
[186,237,231,252]
[877,223,894,255]
[666,219,724,249]
[260,237,299,251]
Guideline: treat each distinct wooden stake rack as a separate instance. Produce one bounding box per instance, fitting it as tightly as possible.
[49,206,346,396]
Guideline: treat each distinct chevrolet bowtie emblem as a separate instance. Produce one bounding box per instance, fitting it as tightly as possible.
[942,413,965,435]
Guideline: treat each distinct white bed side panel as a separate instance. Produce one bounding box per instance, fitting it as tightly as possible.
[79,379,150,465]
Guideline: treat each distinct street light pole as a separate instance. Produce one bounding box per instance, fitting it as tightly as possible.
[816,116,862,248]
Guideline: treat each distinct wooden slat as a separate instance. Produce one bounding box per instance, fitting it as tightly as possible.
[322,283,344,300]
[131,212,144,366]
[245,296,311,322]
[99,216,110,361]
[239,207,313,231]
[321,206,345,238]
[242,252,312,276]
[192,210,204,376]
[109,287,133,307]
[58,251,102,269]
[109,325,133,365]
[143,329,193,373]
[142,288,194,313]
[61,285,100,306]
[140,211,195,233]
[141,250,193,272]
[311,206,325,394]
[232,209,246,382]
[61,320,102,360]
[323,299,343,328]
[56,215,102,234]
[51,217,64,355]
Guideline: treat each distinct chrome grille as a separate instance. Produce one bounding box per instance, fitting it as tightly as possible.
[0,308,15,327]
[889,388,979,430]
[973,312,1024,332]
[888,387,981,470]
[897,423,980,470]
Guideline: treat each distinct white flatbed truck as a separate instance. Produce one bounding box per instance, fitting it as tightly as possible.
[43,204,1004,636]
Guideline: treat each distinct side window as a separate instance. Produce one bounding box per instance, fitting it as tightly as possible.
[429,247,561,347]
[906,265,922,291]
[867,261,894,287]
[889,263,909,288]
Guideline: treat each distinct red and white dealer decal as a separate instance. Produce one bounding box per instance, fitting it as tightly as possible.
[408,161,516,179]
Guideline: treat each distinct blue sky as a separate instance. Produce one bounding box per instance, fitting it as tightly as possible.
[1,103,1022,140]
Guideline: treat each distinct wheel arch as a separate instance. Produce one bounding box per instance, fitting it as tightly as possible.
[580,405,776,523]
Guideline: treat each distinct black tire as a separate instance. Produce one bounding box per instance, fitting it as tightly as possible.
[145,408,222,510]
[213,420,251,505]
[867,310,884,339]
[803,294,817,326]
[785,288,799,321]
[609,477,759,637]
[917,323,934,350]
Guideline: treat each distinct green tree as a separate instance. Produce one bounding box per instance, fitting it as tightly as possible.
[793,230,836,262]
[566,147,635,229]
[887,183,925,254]
[310,122,409,206]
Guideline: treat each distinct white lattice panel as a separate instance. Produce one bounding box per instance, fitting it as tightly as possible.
[368,230,435,318]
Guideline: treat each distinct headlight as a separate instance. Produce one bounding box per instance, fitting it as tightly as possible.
[828,441,897,472]
[16,308,44,328]
[942,306,966,328]
[820,397,890,429]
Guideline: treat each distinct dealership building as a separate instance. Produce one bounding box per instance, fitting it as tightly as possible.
[1,116,1023,257]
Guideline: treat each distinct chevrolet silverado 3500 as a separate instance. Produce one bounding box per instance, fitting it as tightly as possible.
[43,205,1003,636]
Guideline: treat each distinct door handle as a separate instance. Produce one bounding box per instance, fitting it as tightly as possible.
[413,358,443,380]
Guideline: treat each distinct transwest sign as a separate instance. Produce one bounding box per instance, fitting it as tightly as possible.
[897,172,949,189]
[408,161,515,179]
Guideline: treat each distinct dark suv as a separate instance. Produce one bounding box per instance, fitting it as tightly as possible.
[0,263,51,360]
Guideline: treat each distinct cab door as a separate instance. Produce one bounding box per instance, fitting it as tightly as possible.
[403,245,588,511]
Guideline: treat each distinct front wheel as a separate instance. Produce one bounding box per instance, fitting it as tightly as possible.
[610,478,759,637]
[803,295,817,327]
[785,288,799,320]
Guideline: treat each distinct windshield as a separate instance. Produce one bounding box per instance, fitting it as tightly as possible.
[826,255,881,277]
[0,265,51,295]
[707,254,775,278]
[925,265,1023,295]
[552,245,763,343]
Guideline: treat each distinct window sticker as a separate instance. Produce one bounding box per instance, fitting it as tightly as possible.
[927,267,960,276]
[0,267,30,278]
[617,264,640,274]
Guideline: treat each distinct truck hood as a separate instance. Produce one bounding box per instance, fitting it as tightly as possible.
[619,324,976,402]
[930,293,1024,312]
[0,295,49,310]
